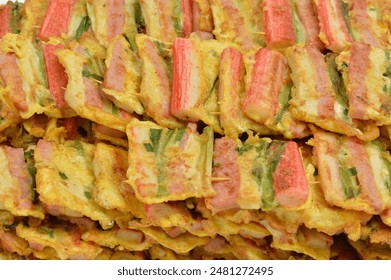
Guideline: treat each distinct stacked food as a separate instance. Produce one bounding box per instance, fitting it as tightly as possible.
[0,0,390,260]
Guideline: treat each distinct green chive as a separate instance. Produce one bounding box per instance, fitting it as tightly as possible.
[111,103,119,115]
[74,16,91,41]
[82,68,103,82]
[172,1,183,36]
[275,83,292,123]
[236,143,253,156]
[84,191,92,200]
[59,172,68,180]
[207,77,219,100]
[174,128,186,144]
[349,167,358,176]
[8,1,21,34]
[71,141,84,156]
[150,128,163,154]
[144,143,154,152]
[38,227,54,238]
[134,0,146,33]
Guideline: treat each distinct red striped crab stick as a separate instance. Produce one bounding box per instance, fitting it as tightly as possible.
[286,44,379,141]
[171,37,226,134]
[209,0,265,51]
[0,4,11,39]
[205,136,309,214]
[336,42,391,125]
[126,119,215,204]
[314,130,391,215]
[139,0,192,43]
[314,0,353,52]
[43,43,76,117]
[265,0,325,49]
[264,0,295,49]
[243,48,308,138]
[38,0,88,41]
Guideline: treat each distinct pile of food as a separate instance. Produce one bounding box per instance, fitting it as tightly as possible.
[0,0,390,260]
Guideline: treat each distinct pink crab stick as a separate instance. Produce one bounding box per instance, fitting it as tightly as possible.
[272,141,309,208]
[170,38,199,121]
[0,5,11,38]
[243,48,286,124]
[264,0,296,48]
[38,0,77,41]
[43,44,69,112]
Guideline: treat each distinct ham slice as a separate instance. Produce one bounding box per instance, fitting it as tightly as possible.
[2,146,33,210]
[181,0,193,37]
[346,42,370,119]
[83,78,103,109]
[107,0,125,39]
[306,45,335,119]
[36,139,54,163]
[205,138,241,213]
[103,38,126,93]
[0,52,28,112]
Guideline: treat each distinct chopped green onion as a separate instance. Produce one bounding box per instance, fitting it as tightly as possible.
[74,16,91,41]
[236,143,253,156]
[82,68,103,82]
[84,191,92,200]
[59,172,68,180]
